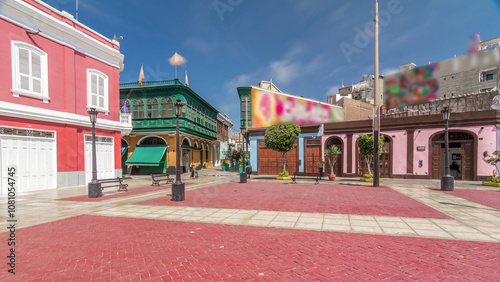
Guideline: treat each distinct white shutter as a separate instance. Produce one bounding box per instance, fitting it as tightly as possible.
[19,48,29,75]
[98,76,104,108]
[31,52,41,78]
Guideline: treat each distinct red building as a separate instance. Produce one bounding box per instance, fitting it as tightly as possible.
[0,0,131,194]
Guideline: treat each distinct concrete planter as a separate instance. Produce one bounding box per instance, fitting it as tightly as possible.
[482,182,500,187]
[360,178,383,182]
[275,176,292,180]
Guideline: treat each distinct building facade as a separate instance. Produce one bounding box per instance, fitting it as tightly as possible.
[0,0,129,194]
[120,79,218,174]
[216,112,233,166]
[237,82,344,175]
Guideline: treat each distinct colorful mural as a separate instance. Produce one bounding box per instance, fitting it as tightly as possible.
[251,88,344,127]
[384,63,440,109]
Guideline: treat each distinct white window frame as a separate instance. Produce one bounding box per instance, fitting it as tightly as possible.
[11,41,49,103]
[87,69,109,113]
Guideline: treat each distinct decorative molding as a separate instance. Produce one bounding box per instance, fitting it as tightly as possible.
[432,132,474,142]
[0,0,124,70]
[0,101,132,133]
[0,126,55,138]
[84,135,113,143]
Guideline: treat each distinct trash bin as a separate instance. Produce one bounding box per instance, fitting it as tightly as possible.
[246,165,252,178]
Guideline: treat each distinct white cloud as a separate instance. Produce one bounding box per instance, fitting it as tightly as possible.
[224,73,253,94]
[327,85,341,96]
[381,67,400,76]
[269,59,299,85]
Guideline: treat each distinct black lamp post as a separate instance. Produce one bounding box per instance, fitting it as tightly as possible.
[240,126,247,183]
[441,106,454,191]
[172,100,185,201]
[87,108,102,198]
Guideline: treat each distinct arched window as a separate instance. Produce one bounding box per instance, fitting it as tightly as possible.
[133,99,144,119]
[140,136,167,145]
[161,98,173,117]
[147,98,158,118]
[87,69,108,112]
[11,41,49,102]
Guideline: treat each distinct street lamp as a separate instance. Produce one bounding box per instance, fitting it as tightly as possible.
[87,108,102,198]
[441,106,454,191]
[172,100,185,201]
[240,126,247,183]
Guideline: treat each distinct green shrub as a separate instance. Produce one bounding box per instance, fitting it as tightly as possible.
[278,170,289,177]
[487,175,500,183]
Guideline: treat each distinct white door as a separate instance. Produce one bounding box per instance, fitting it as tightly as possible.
[84,135,114,183]
[0,132,57,194]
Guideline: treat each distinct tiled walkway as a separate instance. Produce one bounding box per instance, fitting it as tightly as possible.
[0,169,499,280]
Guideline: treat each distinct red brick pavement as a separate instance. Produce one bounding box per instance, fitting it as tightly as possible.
[431,188,500,210]
[1,215,498,281]
[136,182,451,219]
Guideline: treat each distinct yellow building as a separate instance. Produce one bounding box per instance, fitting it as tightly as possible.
[120,78,218,174]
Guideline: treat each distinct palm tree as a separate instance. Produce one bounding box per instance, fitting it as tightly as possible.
[324,145,341,176]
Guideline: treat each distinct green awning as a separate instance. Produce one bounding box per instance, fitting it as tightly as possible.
[181,145,202,151]
[121,147,127,157]
[125,146,167,166]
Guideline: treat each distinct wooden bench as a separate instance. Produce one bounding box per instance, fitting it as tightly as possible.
[151,173,174,186]
[98,177,128,191]
[292,172,321,184]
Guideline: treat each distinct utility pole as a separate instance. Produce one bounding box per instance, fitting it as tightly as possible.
[373,0,381,187]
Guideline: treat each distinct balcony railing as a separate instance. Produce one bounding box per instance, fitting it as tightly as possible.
[382,90,498,118]
[119,78,183,88]
[120,113,132,126]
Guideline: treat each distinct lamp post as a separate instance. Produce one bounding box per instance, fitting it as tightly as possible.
[172,100,185,201]
[441,106,454,191]
[240,126,247,183]
[87,108,102,198]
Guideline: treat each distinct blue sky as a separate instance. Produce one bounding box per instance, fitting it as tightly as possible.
[45,0,500,130]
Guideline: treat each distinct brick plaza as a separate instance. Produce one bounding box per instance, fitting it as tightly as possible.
[1,170,499,281]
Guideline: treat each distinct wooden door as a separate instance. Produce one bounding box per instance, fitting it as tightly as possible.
[380,142,391,177]
[258,141,298,175]
[431,144,441,179]
[462,142,473,180]
[305,145,320,173]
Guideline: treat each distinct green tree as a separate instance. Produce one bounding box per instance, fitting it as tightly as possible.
[483,150,500,176]
[264,122,301,174]
[324,144,342,176]
[357,134,384,175]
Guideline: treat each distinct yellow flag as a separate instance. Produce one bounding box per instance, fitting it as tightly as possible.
[185,70,189,87]
[138,64,144,86]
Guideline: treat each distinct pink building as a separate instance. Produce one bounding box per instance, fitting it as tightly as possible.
[322,109,498,181]
[0,0,131,194]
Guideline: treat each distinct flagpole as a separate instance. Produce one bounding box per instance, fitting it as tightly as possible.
[373,0,380,187]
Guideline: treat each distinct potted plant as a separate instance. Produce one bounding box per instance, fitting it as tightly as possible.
[324,144,341,181]
[357,134,384,182]
[221,159,229,171]
[206,160,212,169]
[238,156,244,173]
[483,150,500,187]
[275,169,292,180]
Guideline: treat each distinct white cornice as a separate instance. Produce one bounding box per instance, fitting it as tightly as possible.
[0,101,132,133]
[0,0,124,71]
